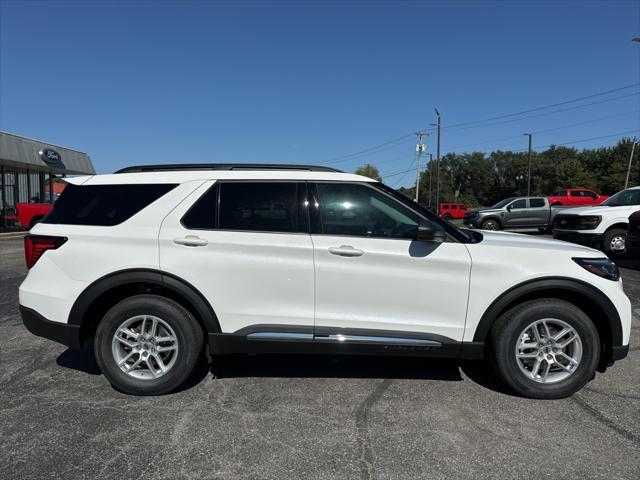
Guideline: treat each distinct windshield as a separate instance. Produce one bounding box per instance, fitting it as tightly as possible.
[601,189,640,207]
[491,197,515,209]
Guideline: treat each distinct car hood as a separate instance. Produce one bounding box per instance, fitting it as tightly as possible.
[556,205,632,216]
[475,230,602,256]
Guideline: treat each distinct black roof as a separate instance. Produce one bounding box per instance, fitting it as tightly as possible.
[115,163,342,174]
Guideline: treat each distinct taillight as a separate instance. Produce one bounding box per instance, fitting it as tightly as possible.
[24,235,67,269]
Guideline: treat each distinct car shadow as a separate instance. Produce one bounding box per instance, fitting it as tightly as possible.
[55,349,521,397]
[56,348,102,375]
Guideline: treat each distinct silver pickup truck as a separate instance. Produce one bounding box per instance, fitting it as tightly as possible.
[463,196,564,231]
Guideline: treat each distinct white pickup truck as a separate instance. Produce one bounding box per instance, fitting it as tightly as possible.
[553,186,640,256]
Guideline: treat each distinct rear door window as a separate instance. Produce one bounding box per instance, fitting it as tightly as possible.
[529,198,546,208]
[43,183,177,226]
[218,182,302,233]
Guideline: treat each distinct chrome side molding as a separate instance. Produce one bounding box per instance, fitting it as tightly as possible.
[246,331,441,347]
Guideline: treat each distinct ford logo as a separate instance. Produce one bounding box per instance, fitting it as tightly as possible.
[38,148,62,164]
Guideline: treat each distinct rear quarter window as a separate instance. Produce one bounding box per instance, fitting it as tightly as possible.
[43,183,177,226]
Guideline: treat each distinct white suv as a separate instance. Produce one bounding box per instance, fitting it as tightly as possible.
[19,164,631,398]
[554,186,640,256]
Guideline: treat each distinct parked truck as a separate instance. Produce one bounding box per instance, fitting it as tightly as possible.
[0,203,52,229]
[463,196,565,231]
[547,188,608,206]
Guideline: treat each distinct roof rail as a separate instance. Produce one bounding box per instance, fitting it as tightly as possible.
[115,163,343,174]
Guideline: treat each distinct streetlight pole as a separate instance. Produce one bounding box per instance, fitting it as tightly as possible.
[427,153,433,207]
[524,133,532,196]
[434,108,441,211]
[625,137,637,189]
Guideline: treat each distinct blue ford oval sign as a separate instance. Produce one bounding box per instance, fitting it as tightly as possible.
[39,148,62,165]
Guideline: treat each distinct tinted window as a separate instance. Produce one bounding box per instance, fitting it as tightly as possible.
[584,191,597,199]
[602,189,640,206]
[570,191,582,197]
[43,183,176,226]
[182,184,218,229]
[315,183,420,239]
[219,182,299,232]
[510,199,527,209]
[530,198,546,208]
[451,205,457,209]
[555,190,567,196]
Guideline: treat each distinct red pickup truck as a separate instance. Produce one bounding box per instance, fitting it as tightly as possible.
[1,203,52,229]
[547,188,609,206]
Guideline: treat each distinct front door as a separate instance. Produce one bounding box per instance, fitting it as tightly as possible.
[159,180,315,334]
[309,182,472,342]
[503,198,529,227]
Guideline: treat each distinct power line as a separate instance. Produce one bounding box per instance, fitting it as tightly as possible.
[441,83,640,130]
[316,83,640,168]
[441,92,639,134]
[442,109,640,152]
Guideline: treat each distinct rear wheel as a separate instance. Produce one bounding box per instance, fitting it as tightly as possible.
[95,294,204,395]
[481,218,501,231]
[490,299,599,399]
[602,228,627,257]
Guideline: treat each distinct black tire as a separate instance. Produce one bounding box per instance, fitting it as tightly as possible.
[95,294,204,396]
[490,299,600,399]
[602,228,627,257]
[481,218,501,231]
[443,213,452,221]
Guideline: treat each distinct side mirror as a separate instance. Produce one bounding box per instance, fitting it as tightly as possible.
[416,221,447,243]
[506,204,513,211]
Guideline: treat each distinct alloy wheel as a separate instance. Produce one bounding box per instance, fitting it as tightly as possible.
[515,318,582,384]
[111,315,179,380]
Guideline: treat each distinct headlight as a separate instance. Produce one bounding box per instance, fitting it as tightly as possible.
[576,215,601,230]
[573,257,620,281]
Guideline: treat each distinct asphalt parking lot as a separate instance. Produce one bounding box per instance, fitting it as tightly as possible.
[1,234,639,480]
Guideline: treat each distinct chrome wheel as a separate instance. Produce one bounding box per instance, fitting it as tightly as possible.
[515,318,582,384]
[111,315,179,380]
[610,235,626,252]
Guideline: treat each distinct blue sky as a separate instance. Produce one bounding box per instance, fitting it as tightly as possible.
[1,0,638,186]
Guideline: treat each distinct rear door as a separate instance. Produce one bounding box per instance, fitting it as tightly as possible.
[527,198,549,226]
[159,180,315,334]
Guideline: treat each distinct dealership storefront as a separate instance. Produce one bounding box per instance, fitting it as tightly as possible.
[0,131,96,232]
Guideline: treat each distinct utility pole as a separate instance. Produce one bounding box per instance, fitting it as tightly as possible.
[433,108,441,211]
[427,153,433,206]
[524,133,532,196]
[414,131,427,203]
[625,137,637,189]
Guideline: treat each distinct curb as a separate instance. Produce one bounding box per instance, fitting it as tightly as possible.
[0,231,27,238]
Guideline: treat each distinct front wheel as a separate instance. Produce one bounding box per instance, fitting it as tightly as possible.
[95,294,204,395]
[490,299,600,399]
[481,218,501,231]
[602,228,627,257]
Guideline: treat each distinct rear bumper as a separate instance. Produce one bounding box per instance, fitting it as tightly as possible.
[20,305,81,348]
[553,230,602,248]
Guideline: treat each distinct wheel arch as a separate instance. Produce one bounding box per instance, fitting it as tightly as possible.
[603,222,629,233]
[68,269,221,347]
[472,277,623,368]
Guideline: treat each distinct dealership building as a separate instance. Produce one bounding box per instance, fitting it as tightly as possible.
[0,131,96,231]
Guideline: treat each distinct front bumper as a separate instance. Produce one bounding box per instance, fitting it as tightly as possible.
[20,305,81,348]
[463,217,481,228]
[553,230,603,248]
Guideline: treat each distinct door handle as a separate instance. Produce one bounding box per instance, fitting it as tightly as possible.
[173,235,208,247]
[328,245,364,257]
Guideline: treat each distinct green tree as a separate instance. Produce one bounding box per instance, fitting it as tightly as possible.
[355,164,382,182]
